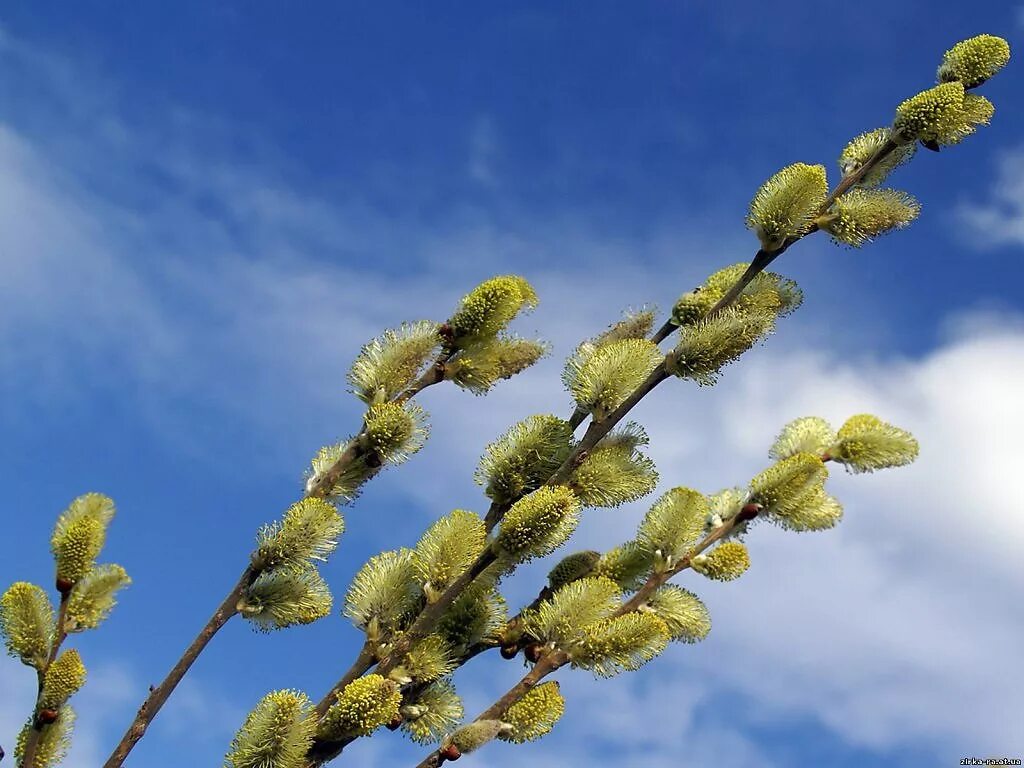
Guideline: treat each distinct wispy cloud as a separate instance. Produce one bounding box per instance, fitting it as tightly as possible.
[958,148,1024,247]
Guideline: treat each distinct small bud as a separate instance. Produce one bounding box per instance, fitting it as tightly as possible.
[445,720,506,755]
[746,163,828,251]
[37,708,60,725]
[498,681,565,743]
[819,188,920,247]
[523,642,543,664]
[348,320,441,403]
[1,582,53,668]
[500,644,520,660]
[838,128,916,187]
[937,34,1011,89]
[40,649,86,710]
[691,541,750,581]
[564,338,663,420]
[547,551,602,591]
[225,689,314,768]
[440,743,462,761]
[829,414,919,473]
[495,487,581,563]
[448,276,538,346]
[319,674,402,739]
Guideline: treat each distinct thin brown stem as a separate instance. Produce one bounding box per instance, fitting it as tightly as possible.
[312,641,378,720]
[101,567,255,768]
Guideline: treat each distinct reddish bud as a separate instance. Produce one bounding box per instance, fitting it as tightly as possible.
[440,744,462,761]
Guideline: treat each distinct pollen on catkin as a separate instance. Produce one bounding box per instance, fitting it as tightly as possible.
[400,679,465,744]
[749,452,828,517]
[645,585,711,643]
[564,337,664,419]
[390,634,457,685]
[319,674,402,740]
[447,275,538,345]
[40,649,86,709]
[893,82,966,144]
[446,336,549,394]
[495,486,582,563]
[255,497,345,571]
[838,128,916,187]
[527,576,622,648]
[636,487,708,569]
[593,541,653,591]
[769,417,836,461]
[569,611,670,678]
[829,414,919,473]
[16,706,75,768]
[305,441,375,502]
[668,307,776,386]
[348,320,441,403]
[569,424,658,508]
[746,163,828,251]
[475,415,574,505]
[498,681,565,743]
[672,264,802,327]
[691,541,751,581]
[225,689,314,768]
[413,510,486,600]
[1,582,53,667]
[238,567,333,631]
[363,401,429,465]
[937,34,1011,89]
[65,564,131,633]
[344,548,419,637]
[820,188,920,247]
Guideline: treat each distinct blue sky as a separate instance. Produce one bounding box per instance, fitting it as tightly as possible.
[1,3,1022,767]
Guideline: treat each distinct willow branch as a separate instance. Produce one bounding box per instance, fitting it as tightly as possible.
[19,591,71,768]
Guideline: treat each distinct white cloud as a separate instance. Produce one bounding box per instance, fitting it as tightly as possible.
[959,148,1024,247]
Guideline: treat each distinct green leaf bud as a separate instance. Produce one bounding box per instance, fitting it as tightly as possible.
[400,679,464,745]
[40,649,86,709]
[238,567,332,631]
[893,82,966,144]
[446,336,549,394]
[66,564,131,633]
[494,486,581,563]
[668,307,775,386]
[319,675,402,740]
[568,611,669,678]
[838,128,916,187]
[769,416,836,461]
[527,576,621,647]
[448,275,538,346]
[746,162,828,251]
[636,487,708,570]
[570,423,658,508]
[413,510,486,600]
[644,585,711,643]
[498,681,565,743]
[444,720,509,755]
[593,542,652,591]
[564,338,663,419]
[363,401,429,465]
[937,34,1011,89]
[344,548,420,637]
[691,541,750,581]
[16,706,75,768]
[348,320,441,403]
[226,690,314,768]
[547,551,601,591]
[820,188,920,247]
[1,582,53,667]
[255,498,344,572]
[829,414,919,473]
[475,415,573,506]
[391,635,456,685]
